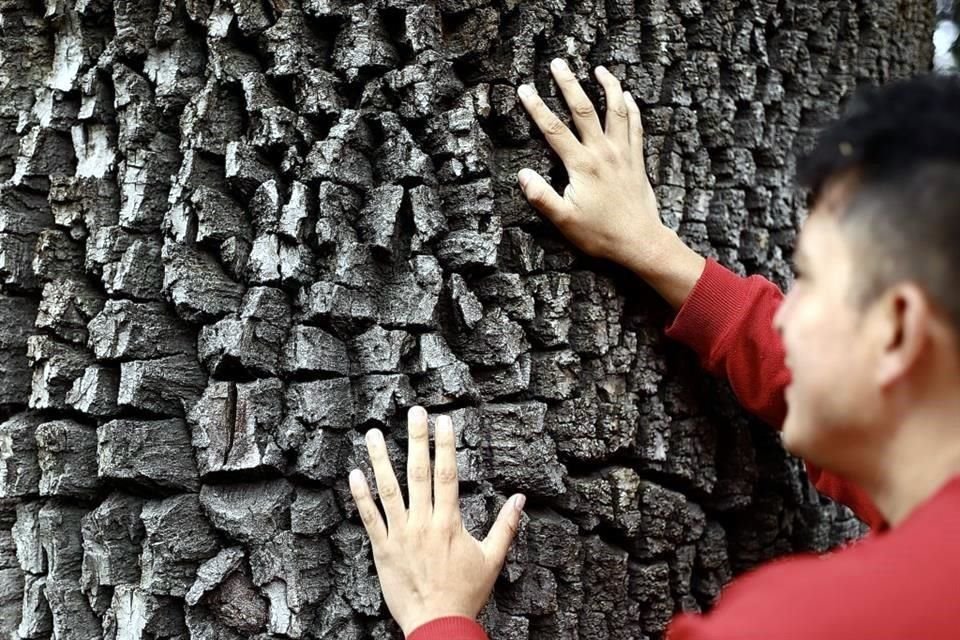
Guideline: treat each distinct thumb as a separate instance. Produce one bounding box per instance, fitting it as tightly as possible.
[518,169,574,225]
[481,494,526,564]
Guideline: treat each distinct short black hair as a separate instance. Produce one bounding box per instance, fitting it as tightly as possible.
[795,74,960,328]
[797,74,960,198]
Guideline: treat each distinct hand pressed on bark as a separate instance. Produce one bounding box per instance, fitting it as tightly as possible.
[349,406,526,637]
[516,59,664,272]
[517,59,706,310]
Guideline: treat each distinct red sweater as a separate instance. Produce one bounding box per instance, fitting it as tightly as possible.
[409,259,960,640]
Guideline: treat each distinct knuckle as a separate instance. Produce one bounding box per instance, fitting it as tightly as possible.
[544,115,567,136]
[572,102,596,118]
[598,145,617,162]
[434,427,454,448]
[581,157,602,176]
[526,184,547,206]
[372,543,391,562]
[433,513,460,535]
[437,465,458,484]
[601,76,622,93]
[567,153,592,173]
[612,104,629,120]
[434,432,453,449]
[370,451,391,469]
[379,484,400,499]
[409,464,430,482]
[359,507,379,526]
[441,517,461,535]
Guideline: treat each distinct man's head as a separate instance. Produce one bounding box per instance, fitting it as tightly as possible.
[774,74,960,476]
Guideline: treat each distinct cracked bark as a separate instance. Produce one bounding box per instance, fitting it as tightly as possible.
[0,0,934,639]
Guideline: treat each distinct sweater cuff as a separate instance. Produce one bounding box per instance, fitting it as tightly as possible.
[664,258,753,360]
[407,616,488,640]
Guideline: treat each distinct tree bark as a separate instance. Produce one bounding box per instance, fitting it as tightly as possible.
[0,1,934,639]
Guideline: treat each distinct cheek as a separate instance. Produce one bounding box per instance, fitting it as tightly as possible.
[785,299,828,361]
[785,305,864,422]
[784,300,859,410]
[786,293,855,364]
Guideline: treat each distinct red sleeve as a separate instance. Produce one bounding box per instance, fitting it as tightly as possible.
[664,259,790,427]
[665,259,886,530]
[664,540,889,640]
[407,617,488,640]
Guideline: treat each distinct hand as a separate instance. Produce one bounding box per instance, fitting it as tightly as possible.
[517,59,706,309]
[349,406,526,637]
[517,59,668,276]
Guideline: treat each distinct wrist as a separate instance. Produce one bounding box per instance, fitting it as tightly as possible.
[618,228,706,310]
[616,226,679,277]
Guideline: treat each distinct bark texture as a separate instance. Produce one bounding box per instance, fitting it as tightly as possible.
[0,1,934,639]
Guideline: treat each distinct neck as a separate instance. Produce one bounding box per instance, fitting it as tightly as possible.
[858,394,960,527]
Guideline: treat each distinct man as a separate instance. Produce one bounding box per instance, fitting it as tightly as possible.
[348,62,960,638]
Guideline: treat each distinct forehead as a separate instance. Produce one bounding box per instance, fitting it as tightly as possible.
[796,200,855,269]
[796,171,862,261]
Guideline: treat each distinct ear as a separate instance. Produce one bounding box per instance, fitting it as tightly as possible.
[873,283,931,388]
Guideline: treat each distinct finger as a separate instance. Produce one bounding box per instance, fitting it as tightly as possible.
[624,91,646,168]
[406,406,432,518]
[595,66,628,145]
[517,168,576,226]
[432,415,460,522]
[365,428,407,528]
[481,494,526,563]
[550,58,604,142]
[517,84,582,160]
[349,468,387,547]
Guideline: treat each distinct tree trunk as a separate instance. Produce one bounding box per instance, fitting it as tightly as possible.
[0,1,934,639]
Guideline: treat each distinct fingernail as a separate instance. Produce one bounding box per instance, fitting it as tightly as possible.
[517,84,534,99]
[410,405,426,420]
[349,469,363,487]
[365,429,382,445]
[551,58,568,72]
[596,65,608,77]
[439,415,453,433]
[517,168,531,189]
[514,494,526,512]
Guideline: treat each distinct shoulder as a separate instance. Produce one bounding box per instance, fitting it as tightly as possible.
[668,522,960,640]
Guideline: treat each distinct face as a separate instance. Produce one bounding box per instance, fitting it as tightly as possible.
[773,187,885,471]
